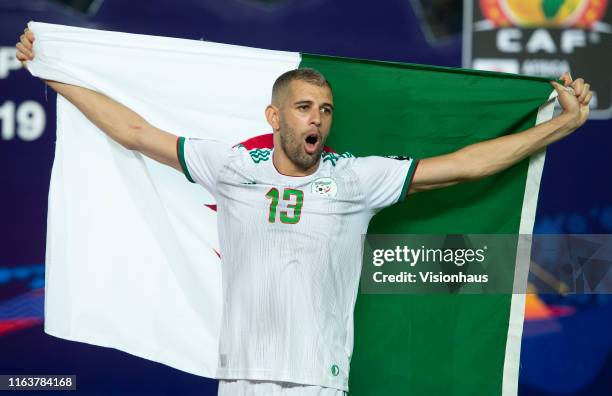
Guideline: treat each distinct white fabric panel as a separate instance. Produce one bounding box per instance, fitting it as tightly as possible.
[27,21,301,377]
[501,91,555,396]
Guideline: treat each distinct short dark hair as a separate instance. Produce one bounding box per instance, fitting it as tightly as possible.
[271,68,332,105]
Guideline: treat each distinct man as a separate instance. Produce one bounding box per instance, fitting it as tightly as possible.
[17,28,591,396]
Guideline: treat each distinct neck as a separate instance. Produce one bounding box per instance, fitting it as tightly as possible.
[272,149,320,177]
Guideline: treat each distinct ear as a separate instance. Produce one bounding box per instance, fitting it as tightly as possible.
[265,105,280,131]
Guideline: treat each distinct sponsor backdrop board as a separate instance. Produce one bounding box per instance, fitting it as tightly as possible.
[464,0,612,119]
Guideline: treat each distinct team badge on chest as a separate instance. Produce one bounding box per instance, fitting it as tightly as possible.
[311,177,337,198]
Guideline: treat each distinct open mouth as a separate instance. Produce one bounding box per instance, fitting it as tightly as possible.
[304,133,320,154]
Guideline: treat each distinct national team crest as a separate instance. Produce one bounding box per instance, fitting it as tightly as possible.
[311,177,337,198]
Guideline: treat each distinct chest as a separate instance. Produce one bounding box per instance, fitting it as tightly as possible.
[216,165,365,231]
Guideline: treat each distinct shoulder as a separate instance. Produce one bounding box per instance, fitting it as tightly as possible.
[346,155,416,181]
[321,151,355,168]
[233,144,272,165]
[234,133,274,165]
[352,155,415,168]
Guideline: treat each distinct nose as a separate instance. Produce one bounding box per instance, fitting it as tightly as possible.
[310,107,321,127]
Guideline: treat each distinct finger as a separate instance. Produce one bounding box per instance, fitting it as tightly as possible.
[16,50,27,61]
[550,80,571,95]
[582,92,593,106]
[20,34,33,50]
[550,80,564,94]
[551,81,577,100]
[17,42,33,59]
[578,83,590,102]
[550,80,563,93]
[25,29,34,42]
[22,37,34,59]
[15,51,28,69]
[571,78,584,96]
[16,42,33,59]
[560,72,572,86]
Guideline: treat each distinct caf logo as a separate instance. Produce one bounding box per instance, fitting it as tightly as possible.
[480,0,608,28]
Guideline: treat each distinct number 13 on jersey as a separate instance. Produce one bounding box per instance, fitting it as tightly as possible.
[265,188,303,224]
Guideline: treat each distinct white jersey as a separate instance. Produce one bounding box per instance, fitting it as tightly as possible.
[178,134,418,391]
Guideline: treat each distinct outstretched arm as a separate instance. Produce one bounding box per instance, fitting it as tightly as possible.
[45,81,181,171]
[409,73,592,194]
[16,28,181,172]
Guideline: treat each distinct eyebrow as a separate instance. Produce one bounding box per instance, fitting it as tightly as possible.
[294,100,334,110]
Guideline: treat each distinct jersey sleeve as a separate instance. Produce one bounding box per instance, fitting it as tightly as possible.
[353,155,419,210]
[176,136,232,194]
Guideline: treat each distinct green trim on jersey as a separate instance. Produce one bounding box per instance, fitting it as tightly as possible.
[248,148,272,164]
[322,151,354,166]
[177,137,195,183]
[398,158,419,203]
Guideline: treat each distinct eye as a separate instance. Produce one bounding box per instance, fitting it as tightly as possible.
[297,104,310,111]
[320,107,332,115]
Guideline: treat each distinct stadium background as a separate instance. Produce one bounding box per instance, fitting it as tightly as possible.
[0,0,610,394]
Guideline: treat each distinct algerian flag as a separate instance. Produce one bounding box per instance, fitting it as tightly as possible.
[28,22,555,395]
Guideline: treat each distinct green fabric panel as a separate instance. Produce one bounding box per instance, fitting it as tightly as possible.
[299,54,553,395]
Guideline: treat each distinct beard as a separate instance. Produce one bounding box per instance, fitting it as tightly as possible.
[278,117,325,171]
